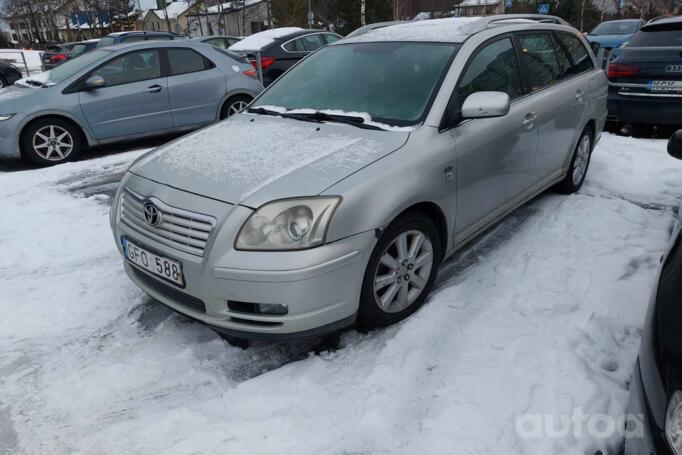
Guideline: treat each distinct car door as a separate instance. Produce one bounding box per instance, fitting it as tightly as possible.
[165,47,226,127]
[449,36,540,239]
[78,49,173,140]
[516,32,590,183]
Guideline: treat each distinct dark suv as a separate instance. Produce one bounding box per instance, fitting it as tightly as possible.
[230,29,341,86]
[97,31,183,48]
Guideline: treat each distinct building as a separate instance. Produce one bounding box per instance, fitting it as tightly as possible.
[186,0,270,38]
[453,0,504,16]
[143,2,191,34]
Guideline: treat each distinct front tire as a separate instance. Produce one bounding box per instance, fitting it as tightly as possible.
[555,126,593,194]
[21,118,82,166]
[358,212,442,328]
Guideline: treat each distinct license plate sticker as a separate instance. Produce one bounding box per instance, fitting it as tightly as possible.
[648,80,682,92]
[122,238,184,286]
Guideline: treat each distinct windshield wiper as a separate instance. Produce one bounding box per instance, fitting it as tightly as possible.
[23,79,47,87]
[247,107,283,117]
[280,111,383,130]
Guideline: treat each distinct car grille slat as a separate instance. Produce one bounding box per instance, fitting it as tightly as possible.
[120,189,216,257]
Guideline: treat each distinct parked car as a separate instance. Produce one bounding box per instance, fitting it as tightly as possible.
[229,28,342,86]
[606,16,682,129]
[0,41,261,166]
[586,18,644,61]
[42,42,77,70]
[0,62,23,88]
[111,16,607,341]
[66,39,100,60]
[624,130,682,455]
[96,31,184,48]
[192,35,242,49]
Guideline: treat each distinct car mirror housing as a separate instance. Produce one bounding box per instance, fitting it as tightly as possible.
[461,91,510,119]
[669,130,682,160]
[84,75,105,90]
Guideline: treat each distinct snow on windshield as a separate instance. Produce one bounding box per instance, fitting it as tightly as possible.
[229,27,304,51]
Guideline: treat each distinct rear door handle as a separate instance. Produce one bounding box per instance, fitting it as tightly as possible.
[576,89,585,102]
[144,84,162,93]
[523,112,538,129]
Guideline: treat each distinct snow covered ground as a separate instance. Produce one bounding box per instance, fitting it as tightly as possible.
[1,133,681,454]
[0,49,43,76]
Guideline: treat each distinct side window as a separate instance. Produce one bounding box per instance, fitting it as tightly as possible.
[457,37,523,104]
[121,35,145,43]
[550,34,573,79]
[299,34,325,51]
[283,39,300,52]
[91,50,161,86]
[206,38,228,49]
[557,33,595,74]
[167,48,208,75]
[323,34,341,44]
[519,34,562,91]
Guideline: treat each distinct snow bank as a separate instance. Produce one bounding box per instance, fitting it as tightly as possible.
[1,133,681,454]
[229,27,304,51]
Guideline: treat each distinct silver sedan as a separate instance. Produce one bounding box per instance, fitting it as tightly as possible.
[0,40,262,166]
[111,15,608,341]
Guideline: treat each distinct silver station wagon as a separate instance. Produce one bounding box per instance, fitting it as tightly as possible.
[111,15,608,341]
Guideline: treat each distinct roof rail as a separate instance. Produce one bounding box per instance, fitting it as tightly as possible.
[462,14,572,34]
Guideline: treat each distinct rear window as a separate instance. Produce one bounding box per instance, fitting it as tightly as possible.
[97,36,116,48]
[629,26,682,47]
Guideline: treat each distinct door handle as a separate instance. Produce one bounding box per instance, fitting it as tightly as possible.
[576,89,585,102]
[144,84,162,93]
[523,112,538,129]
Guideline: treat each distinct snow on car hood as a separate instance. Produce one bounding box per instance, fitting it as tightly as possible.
[129,114,410,207]
[0,84,37,104]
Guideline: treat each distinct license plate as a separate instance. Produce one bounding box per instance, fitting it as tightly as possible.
[648,80,682,92]
[122,238,184,286]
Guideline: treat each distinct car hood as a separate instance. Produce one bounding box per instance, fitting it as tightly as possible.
[587,34,632,47]
[129,114,410,207]
[0,84,38,106]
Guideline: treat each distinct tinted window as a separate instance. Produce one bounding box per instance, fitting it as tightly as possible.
[550,34,572,79]
[519,34,562,91]
[629,27,682,47]
[122,35,145,43]
[92,50,161,86]
[167,48,207,75]
[591,21,639,35]
[69,44,88,58]
[324,34,341,44]
[299,34,325,51]
[253,42,459,126]
[557,33,594,74]
[97,36,116,48]
[205,37,229,49]
[283,39,300,52]
[458,38,522,102]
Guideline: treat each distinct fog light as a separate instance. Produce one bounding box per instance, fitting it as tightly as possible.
[257,303,288,315]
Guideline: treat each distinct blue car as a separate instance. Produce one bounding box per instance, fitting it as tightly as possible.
[586,19,644,60]
[0,40,262,166]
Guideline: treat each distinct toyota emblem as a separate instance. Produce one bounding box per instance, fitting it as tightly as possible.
[143,201,162,227]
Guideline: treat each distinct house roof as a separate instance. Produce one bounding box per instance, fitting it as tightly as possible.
[146,1,189,20]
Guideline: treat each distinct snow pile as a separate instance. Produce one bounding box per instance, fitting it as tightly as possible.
[229,27,304,51]
[0,133,681,454]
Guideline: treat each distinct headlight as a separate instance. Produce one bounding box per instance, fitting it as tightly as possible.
[235,197,341,251]
[0,114,15,121]
[666,391,682,454]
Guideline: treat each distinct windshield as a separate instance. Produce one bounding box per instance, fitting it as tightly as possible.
[36,49,111,85]
[252,42,460,127]
[97,36,116,48]
[591,21,639,35]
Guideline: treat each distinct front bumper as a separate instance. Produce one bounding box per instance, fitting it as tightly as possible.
[113,173,376,339]
[607,89,682,126]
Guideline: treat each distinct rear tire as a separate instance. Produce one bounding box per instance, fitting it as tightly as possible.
[0,76,7,88]
[21,117,82,166]
[220,95,252,119]
[555,126,593,194]
[358,212,442,328]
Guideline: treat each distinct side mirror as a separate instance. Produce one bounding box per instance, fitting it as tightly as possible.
[83,75,105,90]
[461,91,510,119]
[669,130,682,160]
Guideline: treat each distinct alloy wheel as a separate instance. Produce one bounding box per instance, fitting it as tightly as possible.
[572,134,591,185]
[228,100,248,116]
[373,229,434,313]
[32,125,74,161]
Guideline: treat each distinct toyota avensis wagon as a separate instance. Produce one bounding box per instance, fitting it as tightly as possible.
[111,15,608,340]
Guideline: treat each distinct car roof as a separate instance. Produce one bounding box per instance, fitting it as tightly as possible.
[103,40,210,52]
[106,31,179,37]
[192,35,241,40]
[643,15,682,29]
[341,15,574,44]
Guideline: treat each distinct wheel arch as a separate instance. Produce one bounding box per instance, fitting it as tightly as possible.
[383,201,449,260]
[18,113,91,157]
[217,90,255,119]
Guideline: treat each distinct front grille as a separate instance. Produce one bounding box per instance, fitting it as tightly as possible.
[120,188,216,257]
[132,267,206,313]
